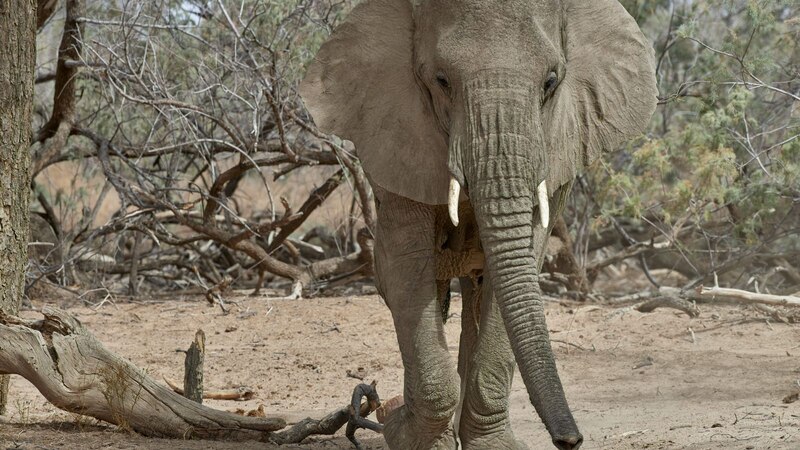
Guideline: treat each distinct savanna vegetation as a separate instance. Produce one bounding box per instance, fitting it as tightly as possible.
[24,0,798,306]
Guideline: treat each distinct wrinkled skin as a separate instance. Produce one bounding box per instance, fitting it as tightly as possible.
[301,0,658,448]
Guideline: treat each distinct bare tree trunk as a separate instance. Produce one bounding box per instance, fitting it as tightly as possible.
[0,0,35,415]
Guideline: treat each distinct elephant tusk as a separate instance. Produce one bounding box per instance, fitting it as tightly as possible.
[537,180,549,229]
[448,177,460,227]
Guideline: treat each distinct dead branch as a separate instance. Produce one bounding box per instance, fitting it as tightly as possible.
[696,285,800,308]
[607,287,700,318]
[0,307,285,440]
[129,184,310,287]
[608,281,800,319]
[269,403,367,445]
[343,156,377,233]
[267,169,345,253]
[289,111,376,232]
[202,154,310,222]
[605,290,660,305]
[306,228,374,281]
[163,377,256,401]
[635,296,700,318]
[268,383,381,447]
[587,240,671,275]
[33,0,84,176]
[72,124,372,297]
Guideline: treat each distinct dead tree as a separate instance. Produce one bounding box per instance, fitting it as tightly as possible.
[28,0,375,299]
[0,307,382,445]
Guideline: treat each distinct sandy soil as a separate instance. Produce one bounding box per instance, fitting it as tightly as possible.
[1,293,798,449]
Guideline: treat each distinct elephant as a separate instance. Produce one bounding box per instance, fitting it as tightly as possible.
[300,0,657,448]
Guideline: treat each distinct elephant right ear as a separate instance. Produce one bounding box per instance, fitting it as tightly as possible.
[544,0,658,194]
[300,0,449,205]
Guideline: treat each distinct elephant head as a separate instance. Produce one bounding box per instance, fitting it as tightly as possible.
[301,0,657,447]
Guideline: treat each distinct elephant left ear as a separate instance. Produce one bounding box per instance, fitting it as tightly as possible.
[544,0,658,193]
[299,0,449,205]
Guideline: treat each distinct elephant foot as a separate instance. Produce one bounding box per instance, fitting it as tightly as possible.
[383,404,458,450]
[460,427,529,450]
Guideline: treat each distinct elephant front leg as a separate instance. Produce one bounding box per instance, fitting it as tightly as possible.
[458,273,528,450]
[454,276,480,439]
[374,193,459,450]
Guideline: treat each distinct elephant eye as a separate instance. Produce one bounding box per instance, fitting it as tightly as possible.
[435,72,450,91]
[543,71,559,96]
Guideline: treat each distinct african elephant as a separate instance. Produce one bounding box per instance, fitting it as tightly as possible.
[300,0,657,448]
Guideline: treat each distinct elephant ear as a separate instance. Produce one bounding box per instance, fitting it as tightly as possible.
[300,0,448,205]
[545,0,658,193]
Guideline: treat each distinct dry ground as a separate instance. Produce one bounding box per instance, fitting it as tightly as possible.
[1,293,798,449]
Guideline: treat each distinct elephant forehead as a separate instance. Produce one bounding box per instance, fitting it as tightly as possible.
[422,0,563,70]
[426,0,560,17]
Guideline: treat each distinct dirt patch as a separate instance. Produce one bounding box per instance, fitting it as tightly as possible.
[1,294,798,449]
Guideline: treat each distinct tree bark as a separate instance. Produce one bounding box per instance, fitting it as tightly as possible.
[0,0,35,415]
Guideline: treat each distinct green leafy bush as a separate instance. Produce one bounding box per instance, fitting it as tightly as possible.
[582,0,799,291]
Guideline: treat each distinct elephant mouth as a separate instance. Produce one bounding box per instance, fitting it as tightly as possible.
[448,176,550,229]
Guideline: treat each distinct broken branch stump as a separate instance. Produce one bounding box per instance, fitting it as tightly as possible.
[184,330,205,404]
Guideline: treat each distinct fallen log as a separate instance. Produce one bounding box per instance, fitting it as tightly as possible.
[0,307,285,440]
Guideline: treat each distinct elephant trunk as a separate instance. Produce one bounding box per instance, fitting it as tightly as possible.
[455,73,582,449]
